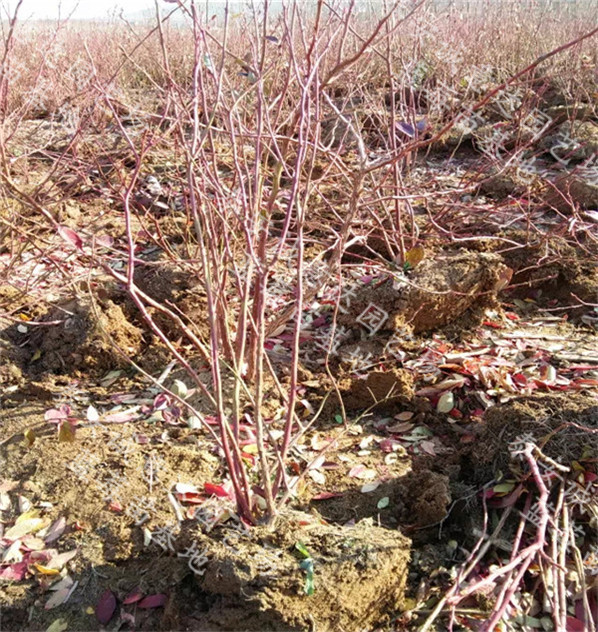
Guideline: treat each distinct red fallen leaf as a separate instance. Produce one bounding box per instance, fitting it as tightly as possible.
[108,501,123,512]
[289,461,302,475]
[44,405,71,423]
[439,363,474,376]
[96,589,117,625]
[30,550,55,564]
[176,492,204,505]
[241,453,256,465]
[103,410,139,423]
[565,616,586,632]
[573,379,598,387]
[0,561,28,581]
[204,483,229,498]
[58,225,83,250]
[482,320,503,329]
[504,312,520,321]
[584,472,597,483]
[138,593,167,609]
[123,587,143,605]
[153,393,170,410]
[512,373,528,387]
[449,408,463,419]
[379,438,402,453]
[312,492,343,500]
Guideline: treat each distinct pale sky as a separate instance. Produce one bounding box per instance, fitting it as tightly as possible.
[2,0,180,20]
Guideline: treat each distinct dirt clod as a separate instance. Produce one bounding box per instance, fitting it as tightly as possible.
[24,298,143,374]
[193,511,411,632]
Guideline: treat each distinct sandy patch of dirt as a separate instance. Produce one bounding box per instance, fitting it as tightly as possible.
[188,511,410,632]
[339,251,509,334]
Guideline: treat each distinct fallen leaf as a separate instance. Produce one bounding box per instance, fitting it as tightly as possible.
[170,380,188,398]
[420,440,437,456]
[436,391,455,413]
[307,470,326,485]
[24,429,37,446]
[44,517,67,544]
[175,483,200,494]
[48,576,74,592]
[1,540,23,564]
[45,588,71,610]
[361,481,381,493]
[377,497,390,509]
[46,618,69,632]
[386,421,414,434]
[138,593,167,609]
[0,491,11,510]
[58,421,76,442]
[46,549,77,570]
[348,466,376,480]
[123,587,143,605]
[45,406,70,423]
[34,564,61,576]
[204,483,229,498]
[311,492,343,500]
[58,225,83,250]
[5,518,44,540]
[565,617,586,632]
[95,589,117,625]
[103,409,139,423]
[0,561,28,580]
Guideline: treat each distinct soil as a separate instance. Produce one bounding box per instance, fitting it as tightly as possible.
[189,512,411,632]
[338,251,509,333]
[2,70,598,632]
[472,392,598,482]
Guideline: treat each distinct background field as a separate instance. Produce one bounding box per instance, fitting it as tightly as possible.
[1,1,597,630]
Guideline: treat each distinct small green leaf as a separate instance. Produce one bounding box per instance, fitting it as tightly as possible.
[46,619,69,632]
[304,573,315,595]
[377,496,390,509]
[299,558,315,595]
[295,542,311,559]
[334,414,343,425]
[299,558,313,572]
[493,482,515,494]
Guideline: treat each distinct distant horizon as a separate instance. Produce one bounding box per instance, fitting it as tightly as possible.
[0,0,591,23]
[2,0,282,22]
